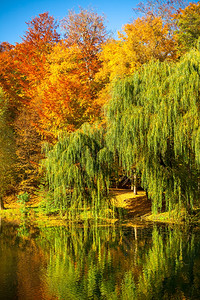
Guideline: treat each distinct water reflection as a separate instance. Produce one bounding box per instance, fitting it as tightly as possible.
[0,221,200,299]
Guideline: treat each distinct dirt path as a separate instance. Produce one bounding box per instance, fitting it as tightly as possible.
[111,189,152,221]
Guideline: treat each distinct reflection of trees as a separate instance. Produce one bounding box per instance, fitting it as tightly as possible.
[1,222,200,299]
[122,226,200,300]
[39,225,200,300]
[36,225,145,299]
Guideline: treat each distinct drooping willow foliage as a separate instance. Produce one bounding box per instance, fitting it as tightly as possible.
[42,48,200,217]
[105,49,200,213]
[42,122,114,220]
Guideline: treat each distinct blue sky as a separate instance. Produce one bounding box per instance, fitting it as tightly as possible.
[0,0,139,44]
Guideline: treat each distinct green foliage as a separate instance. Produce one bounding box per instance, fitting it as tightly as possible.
[175,2,200,51]
[35,224,199,300]
[124,226,196,300]
[41,122,115,220]
[17,192,30,216]
[105,49,200,213]
[121,271,136,300]
[37,225,122,300]
[17,192,30,204]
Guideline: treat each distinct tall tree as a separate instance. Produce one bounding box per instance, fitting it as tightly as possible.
[175,2,200,51]
[0,89,17,207]
[34,42,98,136]
[33,8,108,138]
[61,7,107,82]
[23,12,60,48]
[0,13,60,192]
[96,14,179,107]
[0,13,60,106]
[134,0,187,29]
[105,48,200,214]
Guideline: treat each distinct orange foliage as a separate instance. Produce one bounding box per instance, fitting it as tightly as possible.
[31,8,108,137]
[0,5,195,194]
[0,12,60,107]
[0,13,60,192]
[0,10,108,141]
[33,42,102,136]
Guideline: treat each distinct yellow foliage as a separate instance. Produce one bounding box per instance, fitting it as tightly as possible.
[97,16,178,83]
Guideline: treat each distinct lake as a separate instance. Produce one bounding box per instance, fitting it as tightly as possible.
[0,219,200,299]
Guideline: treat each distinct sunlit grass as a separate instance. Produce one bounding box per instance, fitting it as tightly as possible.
[1,189,199,226]
[144,208,186,224]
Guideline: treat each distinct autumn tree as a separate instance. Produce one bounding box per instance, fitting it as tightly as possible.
[33,8,108,138]
[23,12,60,49]
[175,2,200,51]
[134,0,187,28]
[34,43,96,136]
[0,89,17,208]
[61,7,107,82]
[97,0,189,88]
[0,13,60,106]
[0,13,60,192]
[96,14,179,109]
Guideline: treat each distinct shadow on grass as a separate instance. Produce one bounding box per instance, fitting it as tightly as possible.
[111,189,152,220]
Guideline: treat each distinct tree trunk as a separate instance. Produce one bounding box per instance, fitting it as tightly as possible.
[0,197,4,210]
[134,226,137,240]
[133,173,137,195]
[131,172,137,195]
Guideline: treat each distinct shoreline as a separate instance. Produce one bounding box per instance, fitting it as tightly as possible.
[1,189,200,226]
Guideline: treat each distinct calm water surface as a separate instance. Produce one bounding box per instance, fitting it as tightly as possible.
[0,219,200,300]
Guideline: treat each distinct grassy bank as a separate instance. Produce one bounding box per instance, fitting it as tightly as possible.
[1,190,200,226]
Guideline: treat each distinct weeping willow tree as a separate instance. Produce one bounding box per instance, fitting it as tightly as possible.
[41,122,114,220]
[105,48,200,214]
